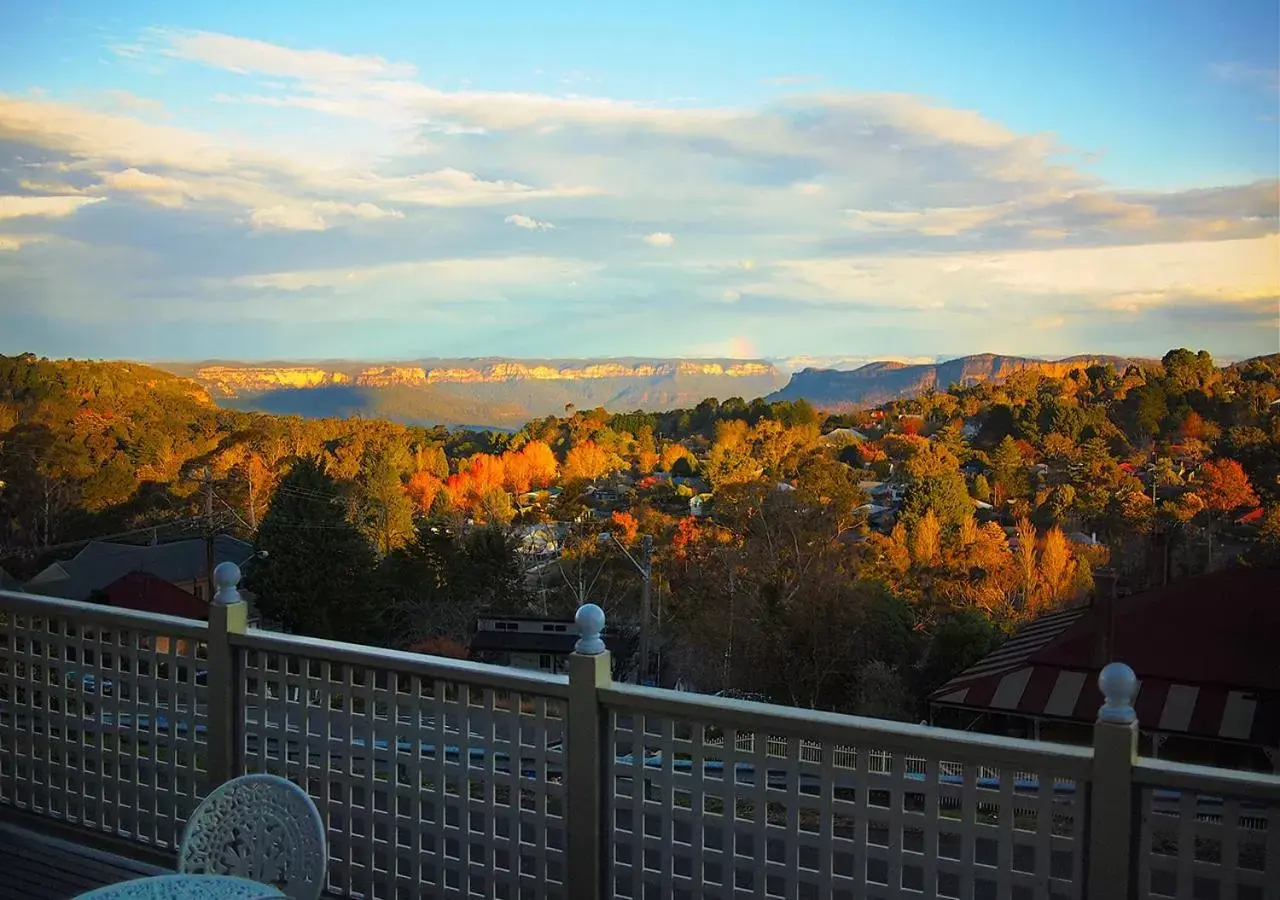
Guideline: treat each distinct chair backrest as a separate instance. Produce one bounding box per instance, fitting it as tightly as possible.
[179,774,327,900]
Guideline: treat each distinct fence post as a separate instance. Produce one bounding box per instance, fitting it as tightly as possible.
[567,603,612,900]
[205,561,248,791]
[1087,661,1139,900]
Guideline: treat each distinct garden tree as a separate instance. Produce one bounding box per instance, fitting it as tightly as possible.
[1196,458,1259,516]
[1126,383,1170,441]
[1033,484,1076,529]
[1035,527,1074,612]
[1162,348,1216,393]
[634,425,659,474]
[852,660,914,721]
[920,608,1002,693]
[911,509,941,566]
[971,474,992,503]
[475,487,516,527]
[382,522,529,648]
[793,453,864,534]
[901,444,972,529]
[991,436,1029,505]
[249,456,384,643]
[660,442,695,473]
[405,471,444,513]
[563,440,619,482]
[1114,489,1156,535]
[353,443,416,556]
[703,441,760,488]
[1014,518,1038,609]
[412,443,450,479]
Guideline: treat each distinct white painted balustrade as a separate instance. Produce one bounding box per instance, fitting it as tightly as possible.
[2,568,1277,900]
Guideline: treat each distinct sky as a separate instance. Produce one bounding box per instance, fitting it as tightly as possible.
[0,0,1277,363]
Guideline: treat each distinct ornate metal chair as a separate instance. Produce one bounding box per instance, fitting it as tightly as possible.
[178,774,327,900]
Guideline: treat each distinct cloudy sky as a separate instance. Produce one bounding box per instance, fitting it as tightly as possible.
[0,1,1277,362]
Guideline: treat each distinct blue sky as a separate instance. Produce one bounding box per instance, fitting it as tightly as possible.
[0,1,1276,362]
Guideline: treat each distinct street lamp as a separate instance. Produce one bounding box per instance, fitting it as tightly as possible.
[599,531,654,685]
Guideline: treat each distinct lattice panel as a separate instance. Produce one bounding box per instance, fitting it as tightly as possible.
[608,710,1085,900]
[1138,784,1280,900]
[239,646,568,900]
[0,608,209,848]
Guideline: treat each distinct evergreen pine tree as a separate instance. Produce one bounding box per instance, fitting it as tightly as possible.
[248,456,383,643]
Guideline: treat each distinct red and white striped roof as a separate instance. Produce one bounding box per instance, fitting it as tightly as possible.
[930,568,1280,746]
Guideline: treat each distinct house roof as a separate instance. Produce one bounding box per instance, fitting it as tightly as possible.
[0,567,22,592]
[100,571,209,620]
[24,535,253,602]
[1236,508,1264,525]
[469,631,580,655]
[930,567,1280,745]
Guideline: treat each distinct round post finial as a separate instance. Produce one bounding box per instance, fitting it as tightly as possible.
[212,561,243,606]
[574,603,607,655]
[1097,661,1138,724]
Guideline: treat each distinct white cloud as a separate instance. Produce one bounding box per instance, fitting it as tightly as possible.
[0,195,104,220]
[747,235,1279,310]
[0,234,45,251]
[153,29,417,83]
[1208,62,1280,93]
[644,231,675,247]
[505,213,555,230]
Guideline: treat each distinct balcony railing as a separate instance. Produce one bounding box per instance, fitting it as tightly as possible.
[1,563,1277,900]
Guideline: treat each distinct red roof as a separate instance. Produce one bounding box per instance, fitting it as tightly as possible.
[1236,507,1264,525]
[1034,567,1280,690]
[101,571,209,620]
[930,567,1280,745]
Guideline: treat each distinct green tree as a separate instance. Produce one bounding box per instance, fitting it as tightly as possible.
[991,436,1029,505]
[920,608,1002,692]
[901,445,972,529]
[971,474,992,503]
[354,444,416,556]
[249,456,383,642]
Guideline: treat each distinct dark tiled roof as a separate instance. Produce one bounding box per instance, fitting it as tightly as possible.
[0,567,22,592]
[470,631,579,655]
[25,535,252,602]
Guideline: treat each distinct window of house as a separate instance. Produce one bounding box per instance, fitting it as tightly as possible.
[539,654,553,670]
[541,623,567,632]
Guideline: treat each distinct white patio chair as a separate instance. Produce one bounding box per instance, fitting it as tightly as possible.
[179,774,327,900]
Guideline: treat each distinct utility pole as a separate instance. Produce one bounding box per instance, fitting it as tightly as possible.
[202,467,216,602]
[638,534,653,686]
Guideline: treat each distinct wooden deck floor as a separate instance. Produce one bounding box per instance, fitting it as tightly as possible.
[0,820,168,900]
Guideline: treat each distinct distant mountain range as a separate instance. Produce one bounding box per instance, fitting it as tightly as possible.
[154,353,1174,428]
[162,358,788,429]
[768,353,1155,409]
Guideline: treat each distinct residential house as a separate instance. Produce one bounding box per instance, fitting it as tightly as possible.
[469,614,627,675]
[929,566,1280,772]
[23,535,254,604]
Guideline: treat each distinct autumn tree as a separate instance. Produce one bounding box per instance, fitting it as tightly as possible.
[405,471,443,513]
[911,509,941,566]
[563,441,618,482]
[1196,458,1259,516]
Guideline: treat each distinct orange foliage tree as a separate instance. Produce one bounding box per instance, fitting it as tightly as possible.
[1196,458,1259,515]
[405,471,443,513]
[563,440,617,482]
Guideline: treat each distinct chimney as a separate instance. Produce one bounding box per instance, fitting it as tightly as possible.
[1150,530,1171,589]
[1092,568,1117,669]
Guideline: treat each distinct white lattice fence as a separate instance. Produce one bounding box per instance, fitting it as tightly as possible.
[0,594,210,849]
[1135,760,1280,900]
[601,686,1091,900]
[235,633,570,900]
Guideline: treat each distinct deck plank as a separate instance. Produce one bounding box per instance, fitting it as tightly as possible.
[0,821,168,900]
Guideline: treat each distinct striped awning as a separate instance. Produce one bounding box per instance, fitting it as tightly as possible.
[932,665,1280,745]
